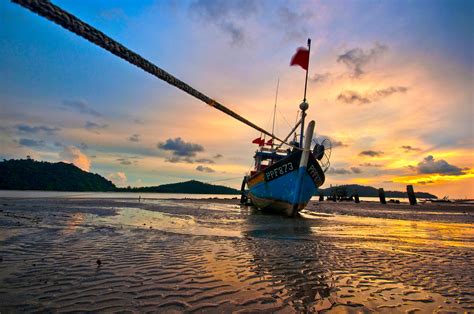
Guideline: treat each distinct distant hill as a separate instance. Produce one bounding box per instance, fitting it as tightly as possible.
[0,158,116,191]
[0,159,239,194]
[318,184,437,199]
[117,180,240,195]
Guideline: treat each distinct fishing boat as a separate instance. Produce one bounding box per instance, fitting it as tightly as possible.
[240,40,331,216]
[13,1,330,216]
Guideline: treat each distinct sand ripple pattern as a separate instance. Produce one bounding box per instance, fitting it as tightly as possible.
[0,198,473,312]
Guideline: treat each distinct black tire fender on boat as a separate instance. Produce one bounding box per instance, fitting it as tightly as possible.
[240,176,248,204]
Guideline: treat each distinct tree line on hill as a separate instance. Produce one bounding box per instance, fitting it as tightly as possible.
[0,158,239,194]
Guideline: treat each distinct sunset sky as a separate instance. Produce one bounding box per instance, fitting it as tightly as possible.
[1,0,473,198]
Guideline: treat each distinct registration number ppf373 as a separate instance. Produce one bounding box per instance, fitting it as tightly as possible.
[265,162,295,181]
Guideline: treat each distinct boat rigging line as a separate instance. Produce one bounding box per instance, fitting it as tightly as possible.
[12,0,293,146]
[274,117,303,150]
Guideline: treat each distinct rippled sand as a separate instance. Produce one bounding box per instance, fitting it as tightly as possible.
[0,197,473,312]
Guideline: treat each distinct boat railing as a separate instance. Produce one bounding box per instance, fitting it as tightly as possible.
[317,152,331,172]
[260,147,289,154]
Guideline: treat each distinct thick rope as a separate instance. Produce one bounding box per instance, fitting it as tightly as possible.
[12,0,291,145]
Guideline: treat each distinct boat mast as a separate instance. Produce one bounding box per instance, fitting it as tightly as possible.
[271,78,279,150]
[299,38,311,147]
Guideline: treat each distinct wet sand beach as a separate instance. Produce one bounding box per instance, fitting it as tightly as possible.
[0,197,473,312]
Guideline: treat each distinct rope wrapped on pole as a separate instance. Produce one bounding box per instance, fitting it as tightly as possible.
[12,0,288,144]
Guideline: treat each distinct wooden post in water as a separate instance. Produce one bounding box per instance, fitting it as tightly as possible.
[378,188,387,204]
[407,185,417,205]
[319,194,324,201]
[354,193,360,203]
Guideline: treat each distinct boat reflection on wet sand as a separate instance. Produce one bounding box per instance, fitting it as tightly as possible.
[0,197,473,312]
[243,205,474,312]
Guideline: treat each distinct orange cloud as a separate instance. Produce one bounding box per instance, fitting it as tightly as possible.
[59,146,90,171]
[392,169,474,186]
[107,172,127,186]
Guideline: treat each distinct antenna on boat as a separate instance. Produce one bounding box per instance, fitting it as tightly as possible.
[271,78,279,149]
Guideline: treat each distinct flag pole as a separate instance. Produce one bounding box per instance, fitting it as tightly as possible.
[303,38,311,102]
[299,38,311,147]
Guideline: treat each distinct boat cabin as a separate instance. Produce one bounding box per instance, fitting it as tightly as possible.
[251,146,291,176]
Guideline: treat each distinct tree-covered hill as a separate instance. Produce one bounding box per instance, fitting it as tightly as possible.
[0,159,239,194]
[0,158,116,191]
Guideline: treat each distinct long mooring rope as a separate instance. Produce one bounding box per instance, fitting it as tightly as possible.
[12,0,290,145]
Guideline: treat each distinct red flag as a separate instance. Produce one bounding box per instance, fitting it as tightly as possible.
[266,139,273,146]
[290,47,309,70]
[252,137,264,146]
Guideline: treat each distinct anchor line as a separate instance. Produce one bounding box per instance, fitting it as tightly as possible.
[12,0,295,146]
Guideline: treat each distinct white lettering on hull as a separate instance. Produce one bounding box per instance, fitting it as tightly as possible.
[265,162,294,181]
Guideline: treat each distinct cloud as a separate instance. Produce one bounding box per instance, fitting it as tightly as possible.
[62,100,101,117]
[196,165,215,173]
[337,42,388,77]
[374,86,408,97]
[311,72,331,83]
[16,124,60,134]
[190,0,258,45]
[328,166,363,175]
[59,146,91,171]
[359,150,383,157]
[214,154,223,158]
[165,156,194,163]
[129,134,140,142]
[327,167,352,175]
[277,5,312,39]
[117,156,141,165]
[331,140,348,148]
[117,158,132,165]
[359,162,382,167]
[19,138,44,147]
[107,172,127,186]
[158,137,204,157]
[337,86,408,105]
[413,155,465,176]
[337,91,370,105]
[313,134,349,148]
[79,142,88,150]
[417,180,434,185]
[319,135,348,148]
[195,158,215,164]
[85,121,108,133]
[401,145,421,152]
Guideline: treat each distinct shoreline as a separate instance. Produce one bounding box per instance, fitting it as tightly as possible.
[1,197,473,312]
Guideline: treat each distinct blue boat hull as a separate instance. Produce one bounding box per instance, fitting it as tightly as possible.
[246,151,325,215]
